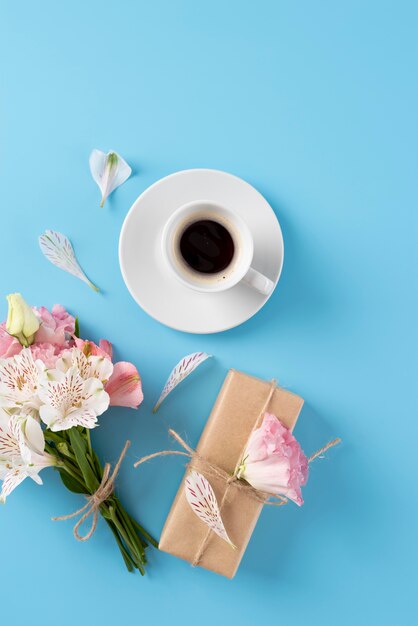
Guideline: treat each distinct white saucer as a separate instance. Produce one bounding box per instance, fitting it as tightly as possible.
[119,169,284,334]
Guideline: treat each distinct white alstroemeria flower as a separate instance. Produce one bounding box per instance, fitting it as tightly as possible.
[0,349,44,414]
[38,365,110,432]
[54,347,113,384]
[89,149,132,207]
[0,410,56,503]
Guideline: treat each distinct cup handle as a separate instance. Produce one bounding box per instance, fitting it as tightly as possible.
[241,267,275,295]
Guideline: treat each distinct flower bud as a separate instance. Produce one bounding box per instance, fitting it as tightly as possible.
[6,293,40,347]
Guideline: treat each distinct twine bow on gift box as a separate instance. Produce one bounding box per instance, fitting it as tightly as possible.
[135,428,316,507]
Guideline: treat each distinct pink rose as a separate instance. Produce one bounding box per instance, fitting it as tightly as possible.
[0,323,22,358]
[34,305,75,346]
[29,342,68,369]
[237,412,308,506]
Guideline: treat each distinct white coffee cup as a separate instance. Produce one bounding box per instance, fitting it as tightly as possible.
[161,200,274,295]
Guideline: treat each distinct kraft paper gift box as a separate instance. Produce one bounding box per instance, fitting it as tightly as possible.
[159,369,304,578]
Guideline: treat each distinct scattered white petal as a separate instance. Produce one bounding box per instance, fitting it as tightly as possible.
[152,352,212,412]
[185,470,235,547]
[89,149,132,207]
[39,230,99,292]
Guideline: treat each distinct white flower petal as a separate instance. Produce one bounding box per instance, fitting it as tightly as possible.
[89,148,107,188]
[55,348,113,383]
[0,413,54,502]
[184,470,235,547]
[23,416,45,456]
[38,404,59,430]
[47,408,98,432]
[81,378,110,414]
[39,230,99,292]
[87,356,113,384]
[0,349,44,412]
[153,352,212,412]
[0,467,27,502]
[0,416,20,458]
[29,473,43,486]
[38,365,109,432]
[89,149,132,207]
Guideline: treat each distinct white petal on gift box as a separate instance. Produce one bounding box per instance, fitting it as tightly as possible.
[184,470,235,547]
[39,230,99,292]
[89,149,132,207]
[152,352,212,412]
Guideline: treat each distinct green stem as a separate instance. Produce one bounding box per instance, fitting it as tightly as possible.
[59,460,87,486]
[108,505,145,575]
[114,505,146,565]
[105,518,135,573]
[45,430,68,445]
[85,428,93,459]
[114,499,147,560]
[53,427,156,574]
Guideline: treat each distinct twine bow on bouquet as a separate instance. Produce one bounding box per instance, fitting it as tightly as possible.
[0,293,157,574]
[53,441,131,542]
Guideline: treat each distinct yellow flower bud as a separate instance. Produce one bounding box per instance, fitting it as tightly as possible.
[6,293,40,347]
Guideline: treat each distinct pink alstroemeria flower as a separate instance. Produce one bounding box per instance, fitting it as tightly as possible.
[74,337,113,360]
[237,412,308,506]
[74,338,142,409]
[105,362,143,409]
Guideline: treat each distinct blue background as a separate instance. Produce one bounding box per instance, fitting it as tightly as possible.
[1,1,417,625]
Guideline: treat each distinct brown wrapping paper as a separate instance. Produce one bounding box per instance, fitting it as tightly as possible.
[159,369,304,578]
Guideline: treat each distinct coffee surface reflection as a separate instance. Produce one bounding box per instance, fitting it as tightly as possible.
[179,219,235,274]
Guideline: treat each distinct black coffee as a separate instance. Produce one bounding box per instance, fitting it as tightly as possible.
[179,219,235,274]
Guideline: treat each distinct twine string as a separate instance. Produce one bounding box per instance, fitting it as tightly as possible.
[53,440,131,541]
[308,438,341,462]
[191,380,278,565]
[134,395,341,565]
[135,429,287,506]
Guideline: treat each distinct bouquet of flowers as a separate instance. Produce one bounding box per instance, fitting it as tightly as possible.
[0,293,157,574]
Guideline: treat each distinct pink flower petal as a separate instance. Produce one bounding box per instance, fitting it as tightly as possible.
[0,323,22,358]
[34,305,75,346]
[99,339,113,359]
[29,342,65,369]
[74,337,112,360]
[105,361,143,409]
[239,412,309,506]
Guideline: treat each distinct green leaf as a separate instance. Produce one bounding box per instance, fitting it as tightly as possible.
[92,450,104,479]
[74,316,80,338]
[68,427,99,493]
[57,468,86,494]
